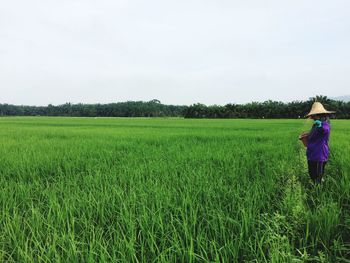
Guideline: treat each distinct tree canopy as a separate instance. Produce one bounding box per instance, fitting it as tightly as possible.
[183,96,350,119]
[1,96,349,119]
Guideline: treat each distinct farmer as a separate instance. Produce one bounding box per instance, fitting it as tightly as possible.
[305,102,335,184]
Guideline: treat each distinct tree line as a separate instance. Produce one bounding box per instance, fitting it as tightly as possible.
[184,96,350,119]
[0,96,349,118]
[0,100,185,117]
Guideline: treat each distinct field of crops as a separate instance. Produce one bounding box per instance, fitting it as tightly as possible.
[0,117,349,262]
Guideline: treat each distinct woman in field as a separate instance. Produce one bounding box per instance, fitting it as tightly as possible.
[305,102,335,184]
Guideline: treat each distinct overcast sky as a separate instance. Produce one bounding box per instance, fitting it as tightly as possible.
[1,0,349,106]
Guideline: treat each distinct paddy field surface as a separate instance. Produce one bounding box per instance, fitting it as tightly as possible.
[0,117,349,262]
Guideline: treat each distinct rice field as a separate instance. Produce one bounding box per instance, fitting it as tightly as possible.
[0,117,349,262]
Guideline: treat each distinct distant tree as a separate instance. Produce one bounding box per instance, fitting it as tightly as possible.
[0,96,349,119]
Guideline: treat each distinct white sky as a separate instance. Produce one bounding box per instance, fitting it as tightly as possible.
[0,0,349,106]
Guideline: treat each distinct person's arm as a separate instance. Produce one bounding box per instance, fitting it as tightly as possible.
[313,120,330,134]
[314,120,322,128]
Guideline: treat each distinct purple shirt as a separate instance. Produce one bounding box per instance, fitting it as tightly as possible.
[306,121,330,162]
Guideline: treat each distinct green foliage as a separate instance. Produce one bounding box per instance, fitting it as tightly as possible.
[184,96,350,119]
[1,95,350,119]
[0,118,349,262]
[0,100,186,117]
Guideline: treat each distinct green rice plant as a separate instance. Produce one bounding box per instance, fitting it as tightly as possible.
[0,117,349,262]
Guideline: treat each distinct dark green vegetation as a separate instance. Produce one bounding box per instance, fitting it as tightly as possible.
[0,100,185,118]
[0,118,349,262]
[1,95,350,118]
[184,96,350,119]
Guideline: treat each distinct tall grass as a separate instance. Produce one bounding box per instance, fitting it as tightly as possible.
[0,117,349,262]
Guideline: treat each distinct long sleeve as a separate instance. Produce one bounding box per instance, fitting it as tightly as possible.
[306,122,331,162]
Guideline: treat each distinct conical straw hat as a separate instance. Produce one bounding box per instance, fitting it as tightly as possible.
[306,102,335,117]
